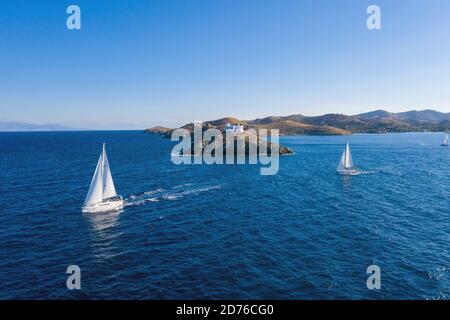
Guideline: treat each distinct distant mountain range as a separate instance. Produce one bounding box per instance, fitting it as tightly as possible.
[146,109,450,136]
[0,121,76,132]
[3,109,450,133]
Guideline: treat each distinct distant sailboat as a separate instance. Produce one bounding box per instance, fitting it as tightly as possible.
[441,133,449,147]
[337,139,359,175]
[82,143,124,213]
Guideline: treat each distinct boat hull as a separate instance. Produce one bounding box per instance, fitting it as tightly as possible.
[82,197,124,213]
[337,168,359,175]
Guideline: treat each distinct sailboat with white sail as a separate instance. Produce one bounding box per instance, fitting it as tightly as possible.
[441,133,449,147]
[82,143,124,213]
[337,139,359,175]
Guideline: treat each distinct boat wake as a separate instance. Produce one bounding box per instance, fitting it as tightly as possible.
[349,170,375,176]
[124,184,222,207]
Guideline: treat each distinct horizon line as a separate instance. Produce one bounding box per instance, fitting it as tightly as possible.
[2,107,450,130]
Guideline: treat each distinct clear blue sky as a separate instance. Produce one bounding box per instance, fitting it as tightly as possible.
[1,0,450,129]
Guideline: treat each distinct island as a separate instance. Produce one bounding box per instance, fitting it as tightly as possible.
[146,109,450,137]
[146,118,294,155]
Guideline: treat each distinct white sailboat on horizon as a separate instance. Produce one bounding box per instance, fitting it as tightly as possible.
[441,133,449,147]
[82,143,124,213]
[337,139,359,175]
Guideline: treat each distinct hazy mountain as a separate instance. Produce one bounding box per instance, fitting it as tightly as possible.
[357,109,450,123]
[146,109,450,136]
[0,121,76,132]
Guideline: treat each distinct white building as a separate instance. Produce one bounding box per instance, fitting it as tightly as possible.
[225,122,244,134]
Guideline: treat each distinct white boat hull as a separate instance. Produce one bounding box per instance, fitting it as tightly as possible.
[82,197,124,213]
[337,168,359,175]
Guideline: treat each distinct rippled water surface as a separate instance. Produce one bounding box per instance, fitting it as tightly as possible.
[0,131,449,299]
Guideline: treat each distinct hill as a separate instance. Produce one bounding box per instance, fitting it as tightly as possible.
[146,109,450,136]
[357,109,450,123]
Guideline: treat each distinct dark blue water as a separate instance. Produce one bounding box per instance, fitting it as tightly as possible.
[0,131,449,299]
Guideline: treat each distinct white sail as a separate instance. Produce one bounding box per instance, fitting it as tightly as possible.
[344,142,353,169]
[337,151,346,171]
[443,134,449,145]
[83,143,123,213]
[337,141,354,171]
[84,152,104,206]
[102,144,117,199]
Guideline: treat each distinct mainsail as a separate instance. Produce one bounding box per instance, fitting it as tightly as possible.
[443,134,449,146]
[338,141,354,171]
[102,145,117,199]
[84,144,117,206]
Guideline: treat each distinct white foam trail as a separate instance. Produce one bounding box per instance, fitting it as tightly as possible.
[162,194,180,200]
[353,170,375,175]
[124,185,222,207]
[144,188,164,195]
[173,183,193,189]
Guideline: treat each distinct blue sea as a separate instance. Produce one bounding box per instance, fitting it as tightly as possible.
[0,131,449,299]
